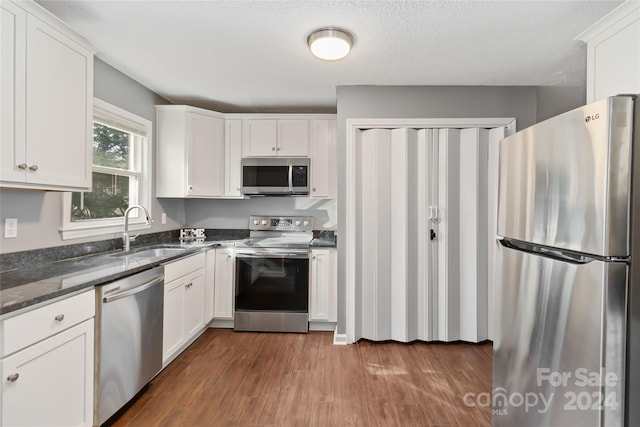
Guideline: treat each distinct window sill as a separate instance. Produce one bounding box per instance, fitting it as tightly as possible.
[59,221,151,241]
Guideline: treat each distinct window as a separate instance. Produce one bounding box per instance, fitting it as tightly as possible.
[60,98,152,240]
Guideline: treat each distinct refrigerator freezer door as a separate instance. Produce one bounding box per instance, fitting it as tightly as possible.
[493,242,627,427]
[497,96,635,258]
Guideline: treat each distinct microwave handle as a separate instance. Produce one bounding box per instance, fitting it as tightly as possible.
[288,161,293,192]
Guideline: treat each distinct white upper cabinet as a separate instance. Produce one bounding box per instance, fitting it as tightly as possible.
[157,109,336,198]
[242,118,309,157]
[243,120,277,156]
[277,120,309,156]
[576,1,640,102]
[1,0,93,191]
[156,105,225,198]
[309,119,337,199]
[224,119,244,198]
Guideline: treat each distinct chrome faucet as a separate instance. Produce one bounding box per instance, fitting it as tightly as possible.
[122,205,152,252]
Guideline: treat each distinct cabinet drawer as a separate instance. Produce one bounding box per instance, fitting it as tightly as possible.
[1,289,95,357]
[164,252,205,283]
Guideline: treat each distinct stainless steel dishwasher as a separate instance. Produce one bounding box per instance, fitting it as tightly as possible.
[94,266,164,426]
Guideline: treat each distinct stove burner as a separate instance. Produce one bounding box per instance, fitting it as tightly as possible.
[237,215,314,249]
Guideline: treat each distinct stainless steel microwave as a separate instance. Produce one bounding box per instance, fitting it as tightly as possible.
[241,157,309,195]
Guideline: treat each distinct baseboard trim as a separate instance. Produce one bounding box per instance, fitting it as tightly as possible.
[309,321,337,331]
[209,319,234,329]
[333,327,348,345]
[208,319,349,346]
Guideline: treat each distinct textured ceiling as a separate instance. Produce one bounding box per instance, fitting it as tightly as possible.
[37,0,622,112]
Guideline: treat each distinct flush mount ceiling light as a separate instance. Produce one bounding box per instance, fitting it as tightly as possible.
[307,28,353,61]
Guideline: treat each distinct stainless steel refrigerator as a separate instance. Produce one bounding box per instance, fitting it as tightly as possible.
[494,95,639,427]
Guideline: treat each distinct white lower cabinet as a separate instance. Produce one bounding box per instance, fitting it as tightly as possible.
[0,289,95,427]
[213,247,235,320]
[163,278,186,360]
[183,271,205,338]
[309,249,337,322]
[162,253,206,363]
[204,249,216,323]
[1,319,94,427]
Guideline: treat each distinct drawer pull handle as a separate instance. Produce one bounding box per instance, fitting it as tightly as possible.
[7,373,19,382]
[54,314,65,322]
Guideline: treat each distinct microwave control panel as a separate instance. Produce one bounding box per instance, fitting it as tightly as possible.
[292,166,308,187]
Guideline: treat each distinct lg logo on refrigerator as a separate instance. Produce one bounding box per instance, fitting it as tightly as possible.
[585,113,600,123]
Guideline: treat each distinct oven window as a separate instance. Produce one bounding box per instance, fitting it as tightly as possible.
[235,256,309,312]
[243,166,288,187]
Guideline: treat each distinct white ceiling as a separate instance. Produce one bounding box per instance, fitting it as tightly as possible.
[37,0,622,113]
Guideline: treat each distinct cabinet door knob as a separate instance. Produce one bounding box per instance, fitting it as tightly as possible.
[276,147,281,151]
[313,188,316,192]
[7,373,19,382]
[313,256,316,259]
[17,163,27,170]
[29,164,38,172]
[54,314,65,322]
[272,147,276,151]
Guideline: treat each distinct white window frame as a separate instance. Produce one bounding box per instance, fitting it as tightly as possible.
[60,98,152,240]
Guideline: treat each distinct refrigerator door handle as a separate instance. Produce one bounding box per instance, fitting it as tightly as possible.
[500,238,595,265]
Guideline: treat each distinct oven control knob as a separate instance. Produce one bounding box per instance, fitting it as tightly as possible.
[295,220,301,226]
[253,219,260,225]
[303,220,309,226]
[261,220,268,225]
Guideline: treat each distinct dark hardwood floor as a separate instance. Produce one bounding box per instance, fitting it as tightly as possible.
[111,329,492,426]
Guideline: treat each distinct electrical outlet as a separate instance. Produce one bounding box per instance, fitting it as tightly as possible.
[161,213,167,224]
[4,218,17,239]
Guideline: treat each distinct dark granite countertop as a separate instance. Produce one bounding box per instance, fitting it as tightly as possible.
[0,228,334,316]
[310,238,337,248]
[0,239,241,316]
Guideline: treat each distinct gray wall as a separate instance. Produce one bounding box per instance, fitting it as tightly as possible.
[0,58,185,254]
[536,86,586,122]
[333,85,585,335]
[185,198,336,230]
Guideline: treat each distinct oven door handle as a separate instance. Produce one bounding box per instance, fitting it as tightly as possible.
[236,251,309,259]
[288,161,293,193]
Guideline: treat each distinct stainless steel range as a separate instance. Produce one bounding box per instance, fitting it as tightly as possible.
[234,215,313,333]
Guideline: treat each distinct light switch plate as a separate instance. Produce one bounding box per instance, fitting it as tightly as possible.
[4,218,17,239]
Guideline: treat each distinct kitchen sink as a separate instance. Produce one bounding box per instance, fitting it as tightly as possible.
[125,248,187,259]
[111,245,189,259]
